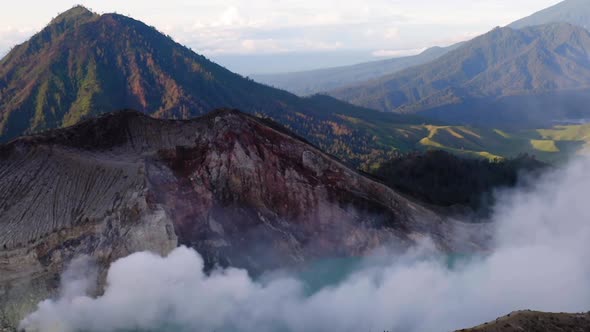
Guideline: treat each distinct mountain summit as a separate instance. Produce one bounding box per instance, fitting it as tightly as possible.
[49,5,98,25]
[330,23,590,127]
[0,7,416,166]
[509,0,590,30]
[0,7,298,138]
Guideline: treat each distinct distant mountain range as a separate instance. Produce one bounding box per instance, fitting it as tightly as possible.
[0,6,423,167]
[257,0,590,128]
[251,45,460,96]
[330,23,590,127]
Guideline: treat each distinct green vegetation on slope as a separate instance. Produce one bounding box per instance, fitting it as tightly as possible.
[3,6,590,170]
[331,112,590,170]
[537,124,590,150]
[374,150,546,213]
[329,23,590,128]
[0,6,424,168]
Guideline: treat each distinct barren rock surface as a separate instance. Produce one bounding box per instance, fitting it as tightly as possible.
[0,109,488,329]
[457,310,590,332]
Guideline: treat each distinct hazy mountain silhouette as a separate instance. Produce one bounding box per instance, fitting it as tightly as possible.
[330,23,590,127]
[252,45,460,95]
[509,0,590,30]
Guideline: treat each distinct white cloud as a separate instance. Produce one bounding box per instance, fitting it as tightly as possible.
[240,39,287,53]
[219,6,243,26]
[141,0,561,56]
[0,26,38,57]
[0,0,564,57]
[0,0,565,72]
[383,27,401,40]
[372,48,426,58]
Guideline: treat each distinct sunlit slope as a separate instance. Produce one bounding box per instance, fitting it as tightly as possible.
[535,124,590,155]
[0,7,427,168]
[337,114,590,164]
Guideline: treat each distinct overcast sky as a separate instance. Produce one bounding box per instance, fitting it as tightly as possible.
[0,0,562,73]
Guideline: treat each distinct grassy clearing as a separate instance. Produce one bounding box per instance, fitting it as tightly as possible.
[530,139,559,152]
[340,115,590,164]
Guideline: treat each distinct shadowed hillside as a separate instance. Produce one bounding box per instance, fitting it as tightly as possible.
[374,151,546,214]
[330,23,590,128]
[457,310,590,332]
[252,45,459,96]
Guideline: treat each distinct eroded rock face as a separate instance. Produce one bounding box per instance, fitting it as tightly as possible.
[457,310,590,332]
[0,110,488,329]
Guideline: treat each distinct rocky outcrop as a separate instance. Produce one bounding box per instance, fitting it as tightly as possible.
[0,109,488,329]
[457,310,590,332]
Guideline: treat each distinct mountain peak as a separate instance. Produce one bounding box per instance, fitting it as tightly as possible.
[0,3,417,167]
[329,21,590,127]
[509,0,590,30]
[50,5,98,26]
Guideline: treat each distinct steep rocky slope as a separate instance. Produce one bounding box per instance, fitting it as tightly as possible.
[457,310,590,332]
[0,110,487,330]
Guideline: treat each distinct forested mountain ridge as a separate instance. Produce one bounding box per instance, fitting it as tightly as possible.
[256,0,590,98]
[251,45,459,96]
[329,23,590,128]
[0,6,425,167]
[5,7,590,168]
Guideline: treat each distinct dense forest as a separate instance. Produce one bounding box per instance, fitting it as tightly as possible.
[373,150,547,215]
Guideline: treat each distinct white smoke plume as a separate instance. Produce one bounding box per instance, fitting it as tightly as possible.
[58,255,98,301]
[19,157,590,332]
